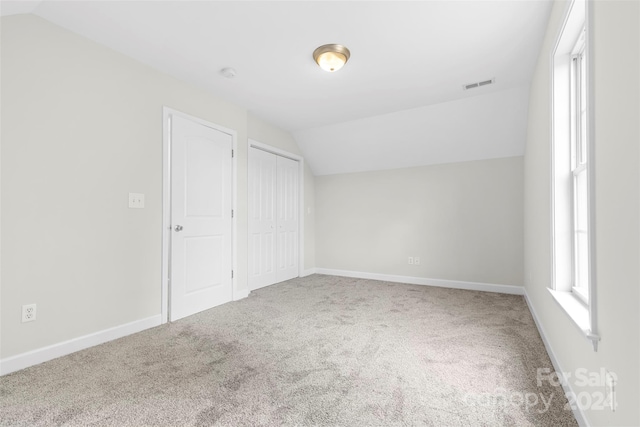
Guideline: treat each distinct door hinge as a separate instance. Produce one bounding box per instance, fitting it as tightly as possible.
[231,149,234,158]
[231,270,234,279]
[231,209,234,218]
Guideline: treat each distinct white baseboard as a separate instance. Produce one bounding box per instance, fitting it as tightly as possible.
[524,290,589,427]
[300,268,316,278]
[0,314,161,376]
[233,289,250,301]
[314,268,525,295]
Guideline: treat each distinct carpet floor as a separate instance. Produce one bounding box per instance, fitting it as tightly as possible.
[1,274,577,426]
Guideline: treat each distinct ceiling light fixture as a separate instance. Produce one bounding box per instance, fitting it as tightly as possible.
[313,44,350,72]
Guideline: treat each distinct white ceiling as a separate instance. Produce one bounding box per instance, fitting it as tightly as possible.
[1,0,552,175]
[294,86,530,175]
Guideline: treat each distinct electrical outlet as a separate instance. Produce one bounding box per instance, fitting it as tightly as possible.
[22,304,36,323]
[414,257,421,265]
[408,257,414,265]
[128,192,145,209]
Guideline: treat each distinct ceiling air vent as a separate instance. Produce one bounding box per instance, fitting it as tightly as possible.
[463,78,495,90]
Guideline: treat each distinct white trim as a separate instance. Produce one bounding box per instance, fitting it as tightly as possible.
[233,289,249,301]
[584,0,598,353]
[301,268,317,278]
[549,0,598,351]
[315,268,524,295]
[547,289,600,349]
[231,123,239,311]
[299,160,304,277]
[524,290,590,427]
[0,315,161,376]
[162,107,238,324]
[247,139,305,280]
[162,108,171,324]
[548,289,590,332]
[248,139,303,162]
[0,57,2,377]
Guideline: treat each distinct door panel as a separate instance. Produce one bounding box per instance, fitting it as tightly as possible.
[276,155,298,282]
[185,138,226,217]
[184,236,224,294]
[248,148,277,290]
[171,115,233,321]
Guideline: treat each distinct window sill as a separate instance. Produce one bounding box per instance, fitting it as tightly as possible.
[548,288,600,351]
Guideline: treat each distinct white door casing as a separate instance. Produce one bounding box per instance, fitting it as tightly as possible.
[169,114,233,321]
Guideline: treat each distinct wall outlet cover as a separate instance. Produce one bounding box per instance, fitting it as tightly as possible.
[128,193,145,209]
[22,304,36,322]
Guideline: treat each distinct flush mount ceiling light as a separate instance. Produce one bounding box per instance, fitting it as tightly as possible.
[313,44,350,72]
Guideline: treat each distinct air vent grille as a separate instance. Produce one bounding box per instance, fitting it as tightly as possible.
[463,78,495,90]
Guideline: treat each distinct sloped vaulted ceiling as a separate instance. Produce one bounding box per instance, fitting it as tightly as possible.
[1,0,552,175]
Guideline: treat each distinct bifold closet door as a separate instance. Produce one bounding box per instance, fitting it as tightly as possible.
[248,147,299,291]
[248,148,277,290]
[275,155,299,282]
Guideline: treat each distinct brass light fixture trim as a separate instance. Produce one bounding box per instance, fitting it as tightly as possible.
[313,44,351,72]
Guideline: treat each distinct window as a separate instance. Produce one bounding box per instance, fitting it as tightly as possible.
[550,0,599,350]
[570,30,589,303]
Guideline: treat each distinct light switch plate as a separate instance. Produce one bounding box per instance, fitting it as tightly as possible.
[129,193,145,208]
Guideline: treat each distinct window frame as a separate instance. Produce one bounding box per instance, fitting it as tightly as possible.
[570,31,589,304]
[549,0,599,351]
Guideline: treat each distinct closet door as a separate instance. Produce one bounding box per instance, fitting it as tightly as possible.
[276,155,299,282]
[248,148,277,290]
[249,146,300,290]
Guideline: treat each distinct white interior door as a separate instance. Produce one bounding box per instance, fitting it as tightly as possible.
[248,147,277,290]
[170,115,233,321]
[248,147,299,290]
[276,155,299,282]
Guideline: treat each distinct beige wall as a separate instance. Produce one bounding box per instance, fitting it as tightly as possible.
[247,114,316,271]
[0,14,314,359]
[315,156,524,286]
[524,1,639,425]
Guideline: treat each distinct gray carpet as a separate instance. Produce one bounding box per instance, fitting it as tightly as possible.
[1,274,577,426]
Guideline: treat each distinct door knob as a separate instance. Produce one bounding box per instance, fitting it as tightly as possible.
[174,225,183,232]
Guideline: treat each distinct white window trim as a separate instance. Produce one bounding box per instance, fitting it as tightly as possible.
[570,34,589,304]
[550,0,599,351]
